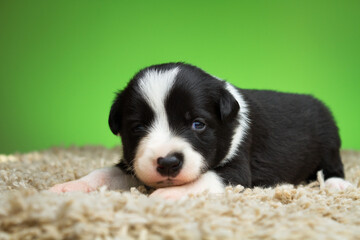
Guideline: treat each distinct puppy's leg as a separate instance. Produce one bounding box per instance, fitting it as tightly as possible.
[321,148,352,190]
[150,171,225,200]
[321,148,344,178]
[49,166,140,193]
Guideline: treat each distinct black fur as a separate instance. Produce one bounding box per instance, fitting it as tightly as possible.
[216,89,344,187]
[109,62,344,188]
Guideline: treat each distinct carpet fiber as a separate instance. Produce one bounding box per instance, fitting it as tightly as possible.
[0,146,359,239]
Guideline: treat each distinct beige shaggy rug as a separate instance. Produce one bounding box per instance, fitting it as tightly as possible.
[0,146,360,240]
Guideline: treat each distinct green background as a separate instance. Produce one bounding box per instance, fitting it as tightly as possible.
[1,1,359,154]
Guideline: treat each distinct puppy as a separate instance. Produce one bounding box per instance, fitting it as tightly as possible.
[50,63,352,199]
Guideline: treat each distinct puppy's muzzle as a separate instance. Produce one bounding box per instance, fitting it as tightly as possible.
[156,153,183,177]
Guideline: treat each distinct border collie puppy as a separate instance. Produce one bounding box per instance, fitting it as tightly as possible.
[50,63,352,199]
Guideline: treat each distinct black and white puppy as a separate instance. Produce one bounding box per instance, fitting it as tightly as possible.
[50,63,352,199]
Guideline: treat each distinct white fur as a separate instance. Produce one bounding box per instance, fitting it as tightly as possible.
[325,177,353,191]
[134,133,205,188]
[135,67,205,187]
[80,167,141,190]
[150,170,225,199]
[138,67,179,119]
[49,167,140,193]
[218,82,250,166]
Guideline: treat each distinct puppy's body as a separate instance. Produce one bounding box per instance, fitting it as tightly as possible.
[50,63,350,197]
[218,89,343,187]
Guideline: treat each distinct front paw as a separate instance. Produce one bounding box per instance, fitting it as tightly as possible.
[49,180,96,193]
[150,187,190,200]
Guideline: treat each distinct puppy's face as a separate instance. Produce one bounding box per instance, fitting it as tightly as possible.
[109,63,240,188]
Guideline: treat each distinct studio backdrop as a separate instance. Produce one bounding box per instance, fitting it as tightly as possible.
[0,0,359,154]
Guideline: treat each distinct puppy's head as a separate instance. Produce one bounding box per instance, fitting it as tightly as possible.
[109,63,240,188]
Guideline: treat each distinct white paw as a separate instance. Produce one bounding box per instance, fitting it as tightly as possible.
[325,177,353,191]
[150,187,190,200]
[49,180,96,193]
[149,171,225,200]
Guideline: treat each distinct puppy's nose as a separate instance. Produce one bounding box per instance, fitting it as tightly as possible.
[157,153,183,177]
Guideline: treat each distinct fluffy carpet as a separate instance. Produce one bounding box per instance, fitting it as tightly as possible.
[0,146,359,240]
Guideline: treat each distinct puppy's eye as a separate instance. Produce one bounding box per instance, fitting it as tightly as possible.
[192,120,206,131]
[132,124,146,133]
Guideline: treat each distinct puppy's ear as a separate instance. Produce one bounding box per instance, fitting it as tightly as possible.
[218,88,240,121]
[108,92,122,135]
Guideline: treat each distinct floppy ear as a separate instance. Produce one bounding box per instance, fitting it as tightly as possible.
[218,88,240,121]
[108,92,122,135]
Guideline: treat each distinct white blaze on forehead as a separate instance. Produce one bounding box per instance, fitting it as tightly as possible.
[138,67,180,118]
[137,67,180,148]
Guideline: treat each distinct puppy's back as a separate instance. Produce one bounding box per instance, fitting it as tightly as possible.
[239,89,342,186]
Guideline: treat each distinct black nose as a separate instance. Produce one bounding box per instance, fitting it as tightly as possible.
[157,153,183,177]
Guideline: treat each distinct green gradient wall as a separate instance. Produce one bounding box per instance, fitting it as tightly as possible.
[0,1,359,154]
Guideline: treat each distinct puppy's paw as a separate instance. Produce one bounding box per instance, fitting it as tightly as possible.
[325,177,353,191]
[150,187,190,200]
[49,180,96,193]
